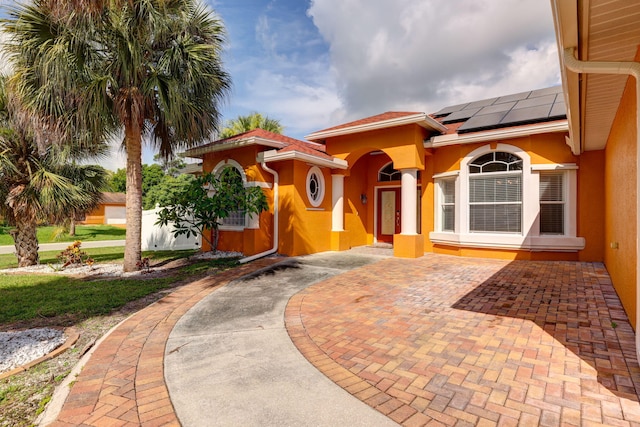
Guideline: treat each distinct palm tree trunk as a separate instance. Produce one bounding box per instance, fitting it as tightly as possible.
[10,217,40,267]
[123,123,143,272]
[69,218,76,236]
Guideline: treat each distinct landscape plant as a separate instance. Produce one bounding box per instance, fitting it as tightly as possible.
[156,169,268,252]
[219,112,284,138]
[5,0,232,271]
[0,77,110,267]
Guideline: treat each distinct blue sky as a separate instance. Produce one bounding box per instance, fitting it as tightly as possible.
[1,1,562,170]
[210,0,561,141]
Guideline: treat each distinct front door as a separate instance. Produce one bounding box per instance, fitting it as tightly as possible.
[377,188,401,243]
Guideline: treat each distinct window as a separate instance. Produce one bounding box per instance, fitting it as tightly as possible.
[469,152,523,233]
[439,179,455,232]
[378,162,402,182]
[539,172,564,234]
[306,166,325,207]
[218,166,246,227]
[378,162,421,182]
[430,143,583,252]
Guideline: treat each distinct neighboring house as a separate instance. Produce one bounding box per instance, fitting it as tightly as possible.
[551,1,640,353]
[80,192,127,226]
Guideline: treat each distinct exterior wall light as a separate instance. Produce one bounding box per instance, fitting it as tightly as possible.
[360,194,368,204]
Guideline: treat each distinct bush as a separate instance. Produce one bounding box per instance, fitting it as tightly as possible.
[57,241,94,269]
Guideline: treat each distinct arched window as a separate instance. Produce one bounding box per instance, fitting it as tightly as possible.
[216,165,246,227]
[468,152,523,233]
[378,162,401,182]
[378,162,421,182]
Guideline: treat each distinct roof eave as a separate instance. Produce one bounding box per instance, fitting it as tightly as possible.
[257,150,348,170]
[550,0,581,155]
[305,113,448,141]
[425,120,569,148]
[182,137,287,158]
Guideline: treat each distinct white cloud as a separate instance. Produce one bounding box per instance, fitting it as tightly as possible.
[307,0,561,120]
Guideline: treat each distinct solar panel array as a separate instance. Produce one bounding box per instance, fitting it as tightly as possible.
[433,86,566,133]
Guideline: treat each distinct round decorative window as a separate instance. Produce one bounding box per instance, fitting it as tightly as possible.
[306,166,325,207]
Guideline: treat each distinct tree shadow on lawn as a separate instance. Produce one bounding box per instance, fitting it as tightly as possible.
[77,226,126,239]
[0,274,171,330]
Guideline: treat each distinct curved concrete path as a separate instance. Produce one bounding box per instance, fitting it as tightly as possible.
[165,252,397,426]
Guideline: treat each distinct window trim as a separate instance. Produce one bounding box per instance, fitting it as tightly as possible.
[306,166,325,207]
[212,159,258,230]
[430,143,584,251]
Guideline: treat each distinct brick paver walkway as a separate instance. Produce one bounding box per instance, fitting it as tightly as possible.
[286,254,640,426]
[47,257,281,427]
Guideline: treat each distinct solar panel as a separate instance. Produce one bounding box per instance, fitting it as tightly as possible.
[477,101,516,116]
[441,107,482,124]
[501,105,553,124]
[529,86,563,98]
[512,94,557,110]
[457,111,508,132]
[550,100,566,118]
[434,86,566,134]
[465,97,499,109]
[433,102,470,117]
[495,91,530,104]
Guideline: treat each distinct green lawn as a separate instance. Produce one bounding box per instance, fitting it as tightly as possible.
[0,225,127,246]
[0,247,198,270]
[0,250,239,325]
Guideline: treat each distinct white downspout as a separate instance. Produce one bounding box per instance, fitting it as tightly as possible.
[562,47,640,356]
[239,161,279,264]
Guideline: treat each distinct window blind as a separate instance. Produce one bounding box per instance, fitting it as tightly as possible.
[539,173,564,234]
[469,173,522,232]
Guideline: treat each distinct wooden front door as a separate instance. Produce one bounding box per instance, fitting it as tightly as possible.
[377,188,401,243]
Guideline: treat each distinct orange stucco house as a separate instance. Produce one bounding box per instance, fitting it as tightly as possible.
[80,192,127,226]
[184,85,600,263]
[183,0,640,356]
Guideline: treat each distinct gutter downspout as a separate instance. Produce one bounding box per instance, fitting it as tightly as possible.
[562,47,640,356]
[239,160,279,264]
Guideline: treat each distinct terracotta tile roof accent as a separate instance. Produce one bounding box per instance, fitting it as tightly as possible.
[313,112,423,134]
[100,192,126,204]
[185,128,333,161]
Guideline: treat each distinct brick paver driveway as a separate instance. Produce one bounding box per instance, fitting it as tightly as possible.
[286,254,640,426]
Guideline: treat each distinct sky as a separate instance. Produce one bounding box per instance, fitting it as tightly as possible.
[2,0,563,171]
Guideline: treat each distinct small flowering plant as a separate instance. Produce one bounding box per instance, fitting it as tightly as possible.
[57,241,91,269]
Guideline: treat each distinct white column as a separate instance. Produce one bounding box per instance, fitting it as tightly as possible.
[332,174,345,232]
[401,169,418,235]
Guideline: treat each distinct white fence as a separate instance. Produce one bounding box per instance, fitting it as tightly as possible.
[141,207,201,251]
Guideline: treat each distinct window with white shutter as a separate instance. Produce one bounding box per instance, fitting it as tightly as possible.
[539,172,564,234]
[440,179,455,232]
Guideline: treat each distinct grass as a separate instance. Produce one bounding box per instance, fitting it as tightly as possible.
[0,250,239,325]
[0,225,126,246]
[0,247,196,270]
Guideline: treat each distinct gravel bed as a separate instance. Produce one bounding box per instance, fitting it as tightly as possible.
[0,328,66,374]
[0,251,243,374]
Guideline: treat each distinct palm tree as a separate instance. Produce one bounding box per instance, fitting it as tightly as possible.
[0,79,110,267]
[219,112,284,138]
[5,0,231,271]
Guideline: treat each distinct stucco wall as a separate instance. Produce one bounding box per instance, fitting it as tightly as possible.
[604,76,638,328]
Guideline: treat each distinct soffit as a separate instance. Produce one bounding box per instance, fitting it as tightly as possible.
[581,0,640,151]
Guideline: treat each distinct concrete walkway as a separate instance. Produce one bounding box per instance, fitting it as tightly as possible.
[165,252,396,426]
[41,249,640,426]
[0,240,125,255]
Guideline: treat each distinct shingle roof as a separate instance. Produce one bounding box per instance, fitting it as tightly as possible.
[100,192,126,204]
